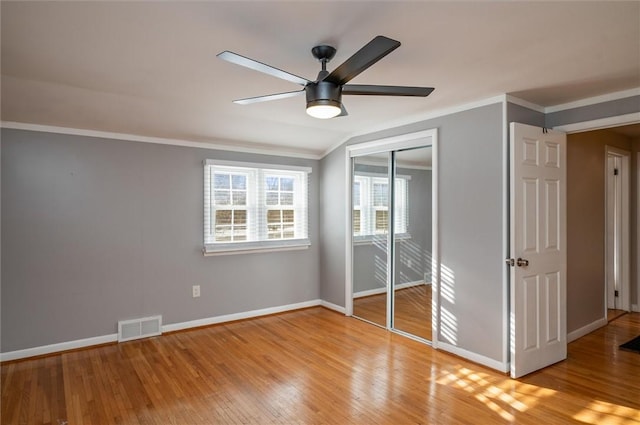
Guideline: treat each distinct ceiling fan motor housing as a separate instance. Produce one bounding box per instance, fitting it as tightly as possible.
[305,80,342,108]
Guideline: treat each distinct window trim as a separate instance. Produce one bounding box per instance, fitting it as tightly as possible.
[204,159,311,255]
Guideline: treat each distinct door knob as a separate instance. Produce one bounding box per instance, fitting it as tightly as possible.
[516,258,529,267]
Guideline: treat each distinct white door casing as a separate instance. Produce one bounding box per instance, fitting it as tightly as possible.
[606,155,620,309]
[605,147,631,312]
[509,123,567,379]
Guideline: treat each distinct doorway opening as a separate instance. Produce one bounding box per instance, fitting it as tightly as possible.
[564,123,639,337]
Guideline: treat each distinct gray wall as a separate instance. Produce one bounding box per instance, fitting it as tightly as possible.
[320,103,506,363]
[507,102,545,128]
[1,129,320,352]
[318,145,346,306]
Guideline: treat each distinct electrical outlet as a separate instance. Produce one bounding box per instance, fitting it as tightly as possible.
[192,285,200,298]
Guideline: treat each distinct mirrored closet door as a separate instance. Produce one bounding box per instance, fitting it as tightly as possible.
[349,134,435,343]
[391,147,433,341]
[351,153,390,328]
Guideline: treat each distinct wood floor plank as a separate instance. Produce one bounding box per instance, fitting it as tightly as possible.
[2,307,639,424]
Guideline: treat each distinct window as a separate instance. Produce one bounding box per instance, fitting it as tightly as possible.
[353,174,408,239]
[204,160,311,254]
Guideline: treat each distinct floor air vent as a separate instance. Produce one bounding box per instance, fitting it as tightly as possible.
[118,315,162,342]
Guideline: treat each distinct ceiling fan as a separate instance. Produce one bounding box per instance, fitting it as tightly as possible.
[217,35,434,119]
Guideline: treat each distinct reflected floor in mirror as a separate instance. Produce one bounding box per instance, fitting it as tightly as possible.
[353,283,432,341]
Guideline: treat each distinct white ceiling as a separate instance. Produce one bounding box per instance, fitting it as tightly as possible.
[2,1,639,158]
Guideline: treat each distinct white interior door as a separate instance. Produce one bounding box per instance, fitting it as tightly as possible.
[509,123,567,379]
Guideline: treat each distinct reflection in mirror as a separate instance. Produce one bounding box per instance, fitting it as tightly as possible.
[351,154,389,327]
[392,146,433,341]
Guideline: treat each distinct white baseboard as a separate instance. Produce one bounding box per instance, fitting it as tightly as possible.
[1,299,323,362]
[162,299,322,333]
[437,340,509,373]
[354,287,386,298]
[320,300,346,314]
[354,280,425,299]
[0,334,118,362]
[632,304,639,313]
[567,317,608,343]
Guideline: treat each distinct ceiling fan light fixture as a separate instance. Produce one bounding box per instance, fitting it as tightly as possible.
[306,99,341,119]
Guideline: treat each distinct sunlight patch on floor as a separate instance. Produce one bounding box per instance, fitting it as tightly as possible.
[573,399,640,424]
[436,366,557,421]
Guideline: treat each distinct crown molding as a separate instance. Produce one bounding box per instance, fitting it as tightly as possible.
[504,95,545,113]
[545,87,640,113]
[0,121,323,160]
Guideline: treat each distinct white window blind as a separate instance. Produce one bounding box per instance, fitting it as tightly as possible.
[204,160,311,254]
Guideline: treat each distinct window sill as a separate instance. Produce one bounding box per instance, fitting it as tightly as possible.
[203,240,311,256]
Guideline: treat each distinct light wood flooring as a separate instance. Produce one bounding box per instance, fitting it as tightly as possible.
[353,284,432,341]
[2,308,639,424]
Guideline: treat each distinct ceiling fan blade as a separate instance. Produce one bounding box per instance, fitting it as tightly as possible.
[233,90,305,105]
[342,85,434,97]
[218,51,310,87]
[324,36,401,86]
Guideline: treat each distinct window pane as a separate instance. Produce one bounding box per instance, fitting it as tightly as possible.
[266,192,279,205]
[280,192,293,205]
[282,210,294,223]
[214,173,230,189]
[375,210,388,233]
[353,210,361,234]
[266,176,279,190]
[268,224,282,239]
[232,191,246,205]
[233,226,247,241]
[216,210,232,225]
[234,210,246,225]
[214,190,230,205]
[231,174,246,190]
[283,230,295,239]
[267,210,281,223]
[280,177,294,191]
[215,226,232,241]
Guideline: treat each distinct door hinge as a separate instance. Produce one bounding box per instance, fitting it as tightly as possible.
[615,290,619,297]
[614,168,619,176]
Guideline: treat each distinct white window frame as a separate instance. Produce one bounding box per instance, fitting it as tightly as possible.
[204,160,311,255]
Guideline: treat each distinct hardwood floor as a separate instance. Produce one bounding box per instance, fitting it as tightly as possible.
[353,284,432,341]
[2,308,639,424]
[608,308,627,322]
